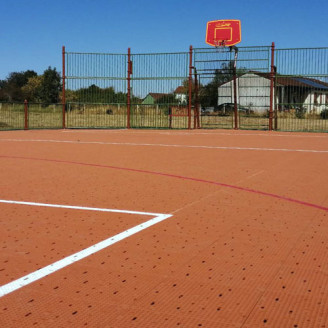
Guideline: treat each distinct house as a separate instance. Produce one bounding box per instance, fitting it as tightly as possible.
[274,76,328,113]
[142,93,168,105]
[174,86,187,105]
[217,72,328,113]
[142,87,188,105]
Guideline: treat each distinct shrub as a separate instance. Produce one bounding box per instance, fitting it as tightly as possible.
[295,107,306,119]
[320,108,328,119]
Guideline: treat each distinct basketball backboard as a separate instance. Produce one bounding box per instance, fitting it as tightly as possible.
[206,19,241,47]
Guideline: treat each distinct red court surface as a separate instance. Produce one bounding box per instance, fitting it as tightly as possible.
[0,129,327,327]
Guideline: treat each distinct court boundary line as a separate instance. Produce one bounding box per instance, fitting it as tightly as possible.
[60,129,328,138]
[0,199,172,298]
[1,138,328,153]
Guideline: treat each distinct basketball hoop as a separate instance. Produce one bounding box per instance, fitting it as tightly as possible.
[214,40,225,47]
[214,39,227,53]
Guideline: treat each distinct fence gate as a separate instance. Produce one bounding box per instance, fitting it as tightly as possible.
[129,51,190,129]
[193,46,272,130]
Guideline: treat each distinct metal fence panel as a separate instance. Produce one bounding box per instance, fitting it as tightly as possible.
[193,46,271,130]
[274,48,328,132]
[0,102,25,130]
[1,46,328,133]
[130,52,189,129]
[65,52,128,128]
[27,103,63,129]
[237,73,270,130]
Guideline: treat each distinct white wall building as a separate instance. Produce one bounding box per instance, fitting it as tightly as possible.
[218,73,328,114]
[174,86,187,105]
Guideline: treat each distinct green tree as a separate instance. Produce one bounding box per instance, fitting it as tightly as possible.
[0,80,7,101]
[59,89,78,103]
[115,91,127,103]
[0,70,37,101]
[76,85,116,103]
[74,84,142,104]
[39,67,61,104]
[22,75,43,102]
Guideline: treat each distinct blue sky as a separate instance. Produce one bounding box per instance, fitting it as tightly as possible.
[1,0,328,79]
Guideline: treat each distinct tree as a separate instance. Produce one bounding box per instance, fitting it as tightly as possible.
[11,70,37,85]
[73,84,142,104]
[116,91,127,103]
[0,79,7,101]
[39,67,61,104]
[22,76,43,102]
[59,89,78,103]
[75,84,116,103]
[0,70,37,101]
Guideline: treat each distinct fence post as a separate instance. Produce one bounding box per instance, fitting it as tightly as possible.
[269,42,275,131]
[169,107,172,129]
[24,99,28,130]
[188,45,193,130]
[127,48,132,129]
[232,48,238,130]
[194,70,200,129]
[62,46,66,129]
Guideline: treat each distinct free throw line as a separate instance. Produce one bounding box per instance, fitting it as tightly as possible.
[0,199,172,298]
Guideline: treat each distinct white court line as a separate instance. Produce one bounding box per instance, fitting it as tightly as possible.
[61,129,328,138]
[1,138,328,153]
[0,199,172,298]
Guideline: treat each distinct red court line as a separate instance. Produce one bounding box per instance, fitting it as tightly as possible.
[1,154,328,212]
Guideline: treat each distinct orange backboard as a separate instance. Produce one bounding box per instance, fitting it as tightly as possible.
[206,19,241,47]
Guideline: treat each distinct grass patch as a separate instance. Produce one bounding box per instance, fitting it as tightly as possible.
[1,104,328,132]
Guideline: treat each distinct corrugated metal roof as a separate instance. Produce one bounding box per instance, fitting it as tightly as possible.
[293,77,328,90]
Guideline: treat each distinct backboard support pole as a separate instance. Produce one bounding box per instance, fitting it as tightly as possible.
[230,46,239,130]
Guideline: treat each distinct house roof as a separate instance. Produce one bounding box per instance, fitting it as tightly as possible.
[146,93,168,100]
[250,72,328,90]
[289,77,328,90]
[174,86,187,94]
